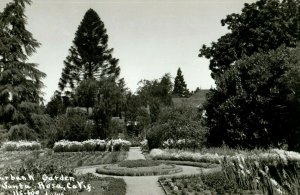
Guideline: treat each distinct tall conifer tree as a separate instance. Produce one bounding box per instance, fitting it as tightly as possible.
[173,68,189,97]
[58,9,120,92]
[0,0,46,135]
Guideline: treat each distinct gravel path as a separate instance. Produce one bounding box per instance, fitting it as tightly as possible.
[126,146,146,160]
[75,147,220,195]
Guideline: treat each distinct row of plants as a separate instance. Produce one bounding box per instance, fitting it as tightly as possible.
[1,140,41,151]
[150,149,222,164]
[150,148,300,165]
[222,151,300,194]
[159,171,256,195]
[96,162,182,176]
[39,150,128,168]
[53,139,131,152]
[0,156,126,195]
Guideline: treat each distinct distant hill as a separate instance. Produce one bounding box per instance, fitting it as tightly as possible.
[172,89,210,108]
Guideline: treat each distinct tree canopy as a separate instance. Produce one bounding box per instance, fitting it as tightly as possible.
[199,0,300,79]
[173,68,190,97]
[0,0,46,135]
[58,8,120,92]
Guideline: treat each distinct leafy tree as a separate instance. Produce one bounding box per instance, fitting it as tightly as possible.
[45,91,66,117]
[92,78,124,138]
[137,74,173,122]
[0,0,46,138]
[74,78,98,113]
[173,68,190,97]
[58,8,120,93]
[147,106,207,150]
[199,0,300,78]
[204,46,300,149]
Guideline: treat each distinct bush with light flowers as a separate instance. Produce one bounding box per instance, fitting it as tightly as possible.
[1,140,41,151]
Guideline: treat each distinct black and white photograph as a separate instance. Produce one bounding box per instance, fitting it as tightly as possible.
[0,0,299,194]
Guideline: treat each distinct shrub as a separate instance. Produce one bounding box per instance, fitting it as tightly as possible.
[8,124,37,141]
[146,106,207,150]
[53,139,131,152]
[54,109,92,142]
[2,140,41,151]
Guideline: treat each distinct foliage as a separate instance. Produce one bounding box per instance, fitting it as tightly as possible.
[118,160,160,168]
[96,163,182,176]
[199,0,300,78]
[7,124,37,141]
[159,172,237,195]
[1,140,41,151]
[173,68,190,97]
[58,8,120,92]
[0,0,46,138]
[222,151,300,194]
[77,174,126,195]
[53,139,131,152]
[74,78,98,112]
[137,74,173,123]
[146,105,207,150]
[92,78,126,138]
[0,157,127,195]
[45,91,66,117]
[54,109,92,142]
[150,149,222,164]
[204,46,300,149]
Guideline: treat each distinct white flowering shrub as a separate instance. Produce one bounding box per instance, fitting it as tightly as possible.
[2,141,41,151]
[162,139,194,149]
[107,139,131,152]
[149,149,222,164]
[53,139,131,152]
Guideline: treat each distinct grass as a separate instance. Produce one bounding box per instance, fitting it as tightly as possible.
[118,159,160,168]
[77,173,126,195]
[96,163,183,176]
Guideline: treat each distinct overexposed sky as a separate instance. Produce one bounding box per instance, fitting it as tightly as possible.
[0,0,257,103]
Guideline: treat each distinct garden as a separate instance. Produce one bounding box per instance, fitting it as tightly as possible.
[1,0,300,194]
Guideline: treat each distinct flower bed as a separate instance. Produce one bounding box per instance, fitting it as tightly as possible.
[150,149,222,164]
[150,148,300,165]
[1,140,41,151]
[96,163,182,176]
[118,159,160,168]
[159,171,260,194]
[53,139,131,152]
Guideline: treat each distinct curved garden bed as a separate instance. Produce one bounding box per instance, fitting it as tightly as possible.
[96,160,183,176]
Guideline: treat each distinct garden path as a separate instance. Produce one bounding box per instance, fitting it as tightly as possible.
[126,146,146,160]
[75,147,220,195]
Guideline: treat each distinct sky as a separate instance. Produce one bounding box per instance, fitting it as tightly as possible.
[0,0,257,103]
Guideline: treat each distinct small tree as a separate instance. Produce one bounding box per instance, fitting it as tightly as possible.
[173,68,190,97]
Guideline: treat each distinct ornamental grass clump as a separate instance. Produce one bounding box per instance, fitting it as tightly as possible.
[222,150,300,194]
[1,141,41,151]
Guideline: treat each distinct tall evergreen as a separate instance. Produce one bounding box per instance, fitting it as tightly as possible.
[0,0,46,136]
[173,68,189,97]
[58,9,120,92]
